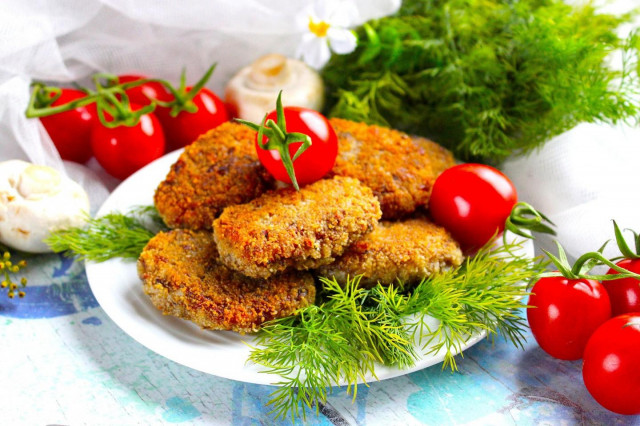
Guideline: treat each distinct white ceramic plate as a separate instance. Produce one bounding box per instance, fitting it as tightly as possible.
[85,150,534,386]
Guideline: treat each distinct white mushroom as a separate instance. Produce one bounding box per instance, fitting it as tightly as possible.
[225,54,325,122]
[0,160,90,253]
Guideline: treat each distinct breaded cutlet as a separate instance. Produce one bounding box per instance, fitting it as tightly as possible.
[316,217,464,288]
[137,229,316,333]
[154,122,273,230]
[329,118,456,219]
[212,176,382,279]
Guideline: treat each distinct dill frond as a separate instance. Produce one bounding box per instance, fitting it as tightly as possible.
[45,205,167,262]
[249,240,546,421]
[322,0,640,162]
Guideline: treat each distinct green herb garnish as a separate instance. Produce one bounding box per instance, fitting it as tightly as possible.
[249,240,546,421]
[45,206,167,261]
[49,207,546,423]
[322,0,640,162]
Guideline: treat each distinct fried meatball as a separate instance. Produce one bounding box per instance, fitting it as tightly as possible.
[329,118,456,219]
[137,229,315,333]
[316,218,464,288]
[154,122,273,230]
[212,176,382,279]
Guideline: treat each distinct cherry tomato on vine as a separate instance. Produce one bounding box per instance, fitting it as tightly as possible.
[118,74,172,107]
[40,88,96,163]
[603,259,640,316]
[154,86,229,151]
[582,314,640,415]
[527,276,611,360]
[429,163,518,253]
[255,106,337,188]
[90,103,165,180]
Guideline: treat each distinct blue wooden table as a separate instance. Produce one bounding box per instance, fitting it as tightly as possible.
[1,251,638,425]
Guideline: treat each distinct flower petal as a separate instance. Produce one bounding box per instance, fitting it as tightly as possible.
[296,33,318,58]
[299,37,332,69]
[328,28,357,55]
[313,0,332,22]
[296,3,317,32]
[327,1,358,27]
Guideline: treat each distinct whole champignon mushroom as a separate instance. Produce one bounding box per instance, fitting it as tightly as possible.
[0,160,90,253]
[225,54,324,122]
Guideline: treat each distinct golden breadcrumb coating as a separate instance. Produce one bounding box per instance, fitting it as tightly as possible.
[154,122,273,230]
[137,229,315,333]
[316,217,464,288]
[329,118,456,219]
[212,176,382,279]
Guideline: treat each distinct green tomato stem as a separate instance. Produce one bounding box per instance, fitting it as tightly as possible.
[612,220,640,260]
[25,83,96,118]
[541,239,640,281]
[268,118,286,142]
[505,202,556,239]
[502,201,555,252]
[235,91,312,191]
[156,64,217,117]
[277,145,301,191]
[25,66,217,128]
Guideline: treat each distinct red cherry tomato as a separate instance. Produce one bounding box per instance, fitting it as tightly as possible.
[527,276,611,360]
[90,103,165,180]
[429,163,518,253]
[118,74,172,107]
[582,314,640,415]
[40,89,96,163]
[603,258,640,316]
[154,86,229,151]
[257,107,338,187]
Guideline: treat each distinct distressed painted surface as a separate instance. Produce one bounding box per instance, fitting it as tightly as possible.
[0,254,639,425]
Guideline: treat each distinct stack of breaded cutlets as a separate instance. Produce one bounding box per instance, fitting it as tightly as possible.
[137,119,464,333]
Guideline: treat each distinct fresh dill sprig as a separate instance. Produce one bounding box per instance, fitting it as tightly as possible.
[249,240,546,421]
[405,243,544,370]
[322,0,640,162]
[45,205,167,261]
[248,277,414,421]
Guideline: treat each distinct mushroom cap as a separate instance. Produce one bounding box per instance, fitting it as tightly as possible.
[0,160,90,253]
[225,54,324,123]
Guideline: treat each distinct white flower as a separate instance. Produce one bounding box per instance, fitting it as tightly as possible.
[296,0,358,70]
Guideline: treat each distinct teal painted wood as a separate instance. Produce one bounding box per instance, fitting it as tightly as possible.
[1,253,638,425]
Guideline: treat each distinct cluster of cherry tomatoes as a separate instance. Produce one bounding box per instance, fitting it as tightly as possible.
[528,225,640,415]
[34,70,229,179]
[427,164,639,416]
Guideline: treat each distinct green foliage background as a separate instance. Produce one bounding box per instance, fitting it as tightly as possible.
[322,0,640,163]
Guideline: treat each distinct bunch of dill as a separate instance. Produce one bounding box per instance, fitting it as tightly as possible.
[249,241,546,421]
[322,0,640,162]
